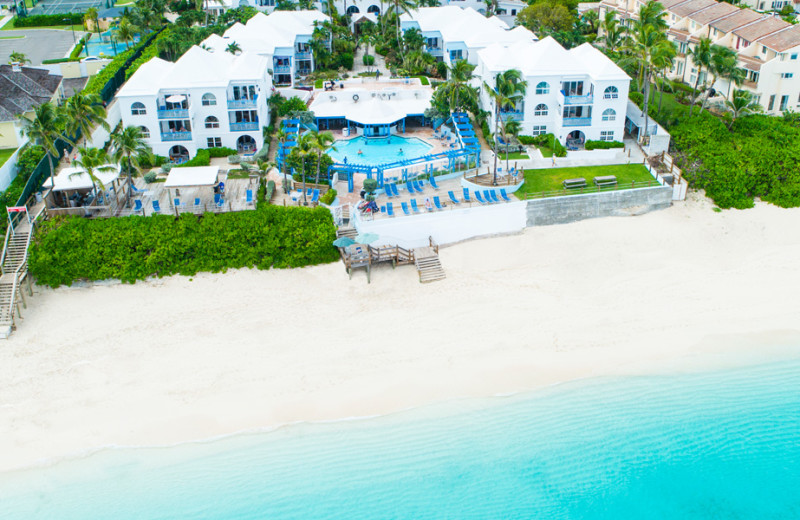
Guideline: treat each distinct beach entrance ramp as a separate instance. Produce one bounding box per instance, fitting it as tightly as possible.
[414,245,446,283]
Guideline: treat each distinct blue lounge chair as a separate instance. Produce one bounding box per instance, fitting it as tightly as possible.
[488,190,500,203]
[433,196,444,210]
[387,202,395,217]
[386,183,395,197]
[462,188,472,203]
[406,181,415,194]
[246,189,255,206]
[133,199,143,213]
[131,184,146,194]
[474,191,487,204]
[214,193,224,207]
[152,200,161,213]
[401,201,411,215]
[483,190,495,203]
[392,183,401,197]
[194,197,201,207]
[413,180,424,193]
[310,189,320,203]
[448,190,460,204]
[174,198,185,209]
[429,175,440,190]
[499,189,512,202]
[410,199,421,213]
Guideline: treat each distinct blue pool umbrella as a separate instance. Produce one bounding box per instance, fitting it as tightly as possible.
[333,237,356,248]
[355,233,379,244]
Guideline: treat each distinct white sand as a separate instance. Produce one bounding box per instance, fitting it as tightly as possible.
[2,192,800,473]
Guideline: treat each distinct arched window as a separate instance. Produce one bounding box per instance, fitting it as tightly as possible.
[534,103,548,116]
[604,86,619,99]
[139,126,150,139]
[202,93,217,106]
[131,102,146,115]
[347,5,360,14]
[205,116,219,129]
[602,108,616,121]
[535,82,549,95]
[367,4,380,14]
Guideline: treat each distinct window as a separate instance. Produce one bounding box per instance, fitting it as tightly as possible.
[792,54,798,61]
[677,61,684,76]
[602,108,616,121]
[202,93,217,106]
[781,73,794,79]
[131,102,146,115]
[603,86,618,99]
[600,131,614,141]
[426,37,438,49]
[535,82,549,95]
[346,5,359,14]
[449,49,463,61]
[762,46,768,55]
[532,125,547,136]
[207,137,222,148]
[780,95,789,111]
[205,116,219,129]
[768,95,775,111]
[139,126,150,139]
[511,9,516,14]
[534,103,548,116]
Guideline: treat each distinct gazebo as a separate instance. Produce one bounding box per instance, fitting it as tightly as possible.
[48,165,123,212]
[163,165,221,212]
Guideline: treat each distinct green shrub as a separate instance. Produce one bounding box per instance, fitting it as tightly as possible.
[630,91,644,107]
[139,153,168,169]
[13,13,83,27]
[144,171,159,183]
[517,135,537,145]
[29,206,340,287]
[362,54,375,66]
[228,155,242,164]
[207,146,236,158]
[336,51,354,70]
[277,96,308,117]
[69,35,89,59]
[319,188,337,205]
[264,180,275,202]
[176,149,210,167]
[585,140,625,150]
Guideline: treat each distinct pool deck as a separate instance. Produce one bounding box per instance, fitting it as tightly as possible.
[328,127,453,163]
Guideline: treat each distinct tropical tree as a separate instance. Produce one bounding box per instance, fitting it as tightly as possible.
[275,127,294,193]
[111,126,151,206]
[688,37,713,116]
[483,69,527,184]
[18,102,67,189]
[196,0,224,27]
[627,0,669,90]
[652,38,677,115]
[445,59,476,112]
[71,147,116,200]
[117,19,135,49]
[701,44,738,111]
[303,130,337,188]
[517,0,573,38]
[84,7,100,35]
[499,118,521,178]
[64,93,110,148]
[296,134,314,204]
[8,51,30,65]
[387,0,418,61]
[580,10,599,35]
[226,41,242,55]
[600,11,624,53]
[723,89,761,127]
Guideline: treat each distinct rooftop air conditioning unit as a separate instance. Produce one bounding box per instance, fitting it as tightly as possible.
[371,92,377,97]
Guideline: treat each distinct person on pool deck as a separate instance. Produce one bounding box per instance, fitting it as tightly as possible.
[343,156,348,164]
[358,149,363,155]
[424,197,433,211]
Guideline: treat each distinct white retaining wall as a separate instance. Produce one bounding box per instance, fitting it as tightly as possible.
[0,146,23,192]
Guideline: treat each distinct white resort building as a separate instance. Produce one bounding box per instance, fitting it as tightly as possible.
[599,0,800,114]
[400,6,537,68]
[476,37,631,146]
[117,46,271,161]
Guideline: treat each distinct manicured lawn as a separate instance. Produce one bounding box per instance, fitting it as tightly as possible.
[535,145,553,158]
[0,35,24,40]
[2,22,84,31]
[0,148,16,168]
[517,164,656,197]
[500,151,529,160]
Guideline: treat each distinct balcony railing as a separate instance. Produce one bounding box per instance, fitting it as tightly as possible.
[227,98,257,109]
[500,111,524,121]
[560,91,594,105]
[295,50,311,59]
[230,121,259,131]
[161,131,192,141]
[157,108,189,119]
[562,117,592,127]
[273,64,292,73]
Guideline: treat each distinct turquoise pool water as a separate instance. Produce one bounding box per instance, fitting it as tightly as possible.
[84,34,140,58]
[326,135,433,166]
[2,359,800,519]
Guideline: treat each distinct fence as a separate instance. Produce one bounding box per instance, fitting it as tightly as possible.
[525,179,663,200]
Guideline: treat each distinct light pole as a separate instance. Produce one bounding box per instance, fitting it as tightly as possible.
[64,18,76,48]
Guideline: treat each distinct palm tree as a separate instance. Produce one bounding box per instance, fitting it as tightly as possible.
[226,41,242,55]
[296,133,314,204]
[387,0,418,61]
[111,126,151,207]
[701,45,738,112]
[688,37,713,116]
[117,19,135,50]
[18,102,67,189]
[499,118,521,178]
[628,0,669,90]
[652,39,677,115]
[71,147,116,201]
[303,130,337,188]
[8,51,30,65]
[84,7,100,35]
[446,59,476,111]
[483,69,527,185]
[724,89,761,127]
[275,127,292,193]
[601,11,623,53]
[64,93,109,149]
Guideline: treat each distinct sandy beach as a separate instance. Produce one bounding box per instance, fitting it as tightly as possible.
[2,192,800,473]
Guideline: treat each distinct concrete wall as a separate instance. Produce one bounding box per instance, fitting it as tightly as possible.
[526,185,673,226]
[0,146,23,192]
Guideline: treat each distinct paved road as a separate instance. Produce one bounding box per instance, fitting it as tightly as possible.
[0,29,85,66]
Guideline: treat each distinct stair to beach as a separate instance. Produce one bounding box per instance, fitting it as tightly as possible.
[337,226,357,239]
[414,247,446,283]
[0,221,34,338]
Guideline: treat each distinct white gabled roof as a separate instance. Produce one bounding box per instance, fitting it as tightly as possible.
[401,6,536,48]
[310,88,432,125]
[117,58,172,96]
[477,37,629,80]
[204,10,329,56]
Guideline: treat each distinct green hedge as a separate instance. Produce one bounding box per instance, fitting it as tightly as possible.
[125,29,171,79]
[585,140,625,150]
[0,146,46,235]
[83,47,137,96]
[13,13,83,27]
[29,205,339,287]
[176,149,210,167]
[518,134,566,157]
[70,35,88,59]
[208,146,236,158]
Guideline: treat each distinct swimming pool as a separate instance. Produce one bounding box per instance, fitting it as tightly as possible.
[83,32,140,58]
[327,135,433,166]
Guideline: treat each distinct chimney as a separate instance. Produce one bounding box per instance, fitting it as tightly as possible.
[11,62,21,72]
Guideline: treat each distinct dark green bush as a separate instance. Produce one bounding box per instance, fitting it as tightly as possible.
[630,91,644,108]
[319,188,337,205]
[264,180,275,202]
[13,13,83,27]
[29,205,339,287]
[362,54,375,66]
[176,149,210,167]
[517,135,537,145]
[139,153,168,169]
[207,146,236,158]
[336,51,354,70]
[277,96,308,117]
[585,140,625,150]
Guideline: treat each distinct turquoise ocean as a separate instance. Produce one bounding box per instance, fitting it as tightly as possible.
[2,359,800,519]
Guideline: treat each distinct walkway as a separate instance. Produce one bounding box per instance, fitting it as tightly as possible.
[352,44,389,77]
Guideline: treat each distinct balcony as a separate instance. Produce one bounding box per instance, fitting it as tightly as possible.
[227,98,257,109]
[562,117,592,127]
[500,111,524,121]
[295,50,312,59]
[230,121,259,131]
[157,108,189,119]
[161,131,192,141]
[559,91,594,105]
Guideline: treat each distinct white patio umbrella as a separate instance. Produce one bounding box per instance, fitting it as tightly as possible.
[166,94,186,103]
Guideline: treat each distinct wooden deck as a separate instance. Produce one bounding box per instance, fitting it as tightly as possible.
[338,237,444,283]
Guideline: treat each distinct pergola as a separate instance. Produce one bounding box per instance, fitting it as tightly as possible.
[49,165,123,209]
[163,165,221,213]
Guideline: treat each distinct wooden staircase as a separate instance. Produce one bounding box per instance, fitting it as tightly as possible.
[414,246,446,283]
[336,226,357,239]
[0,214,38,339]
